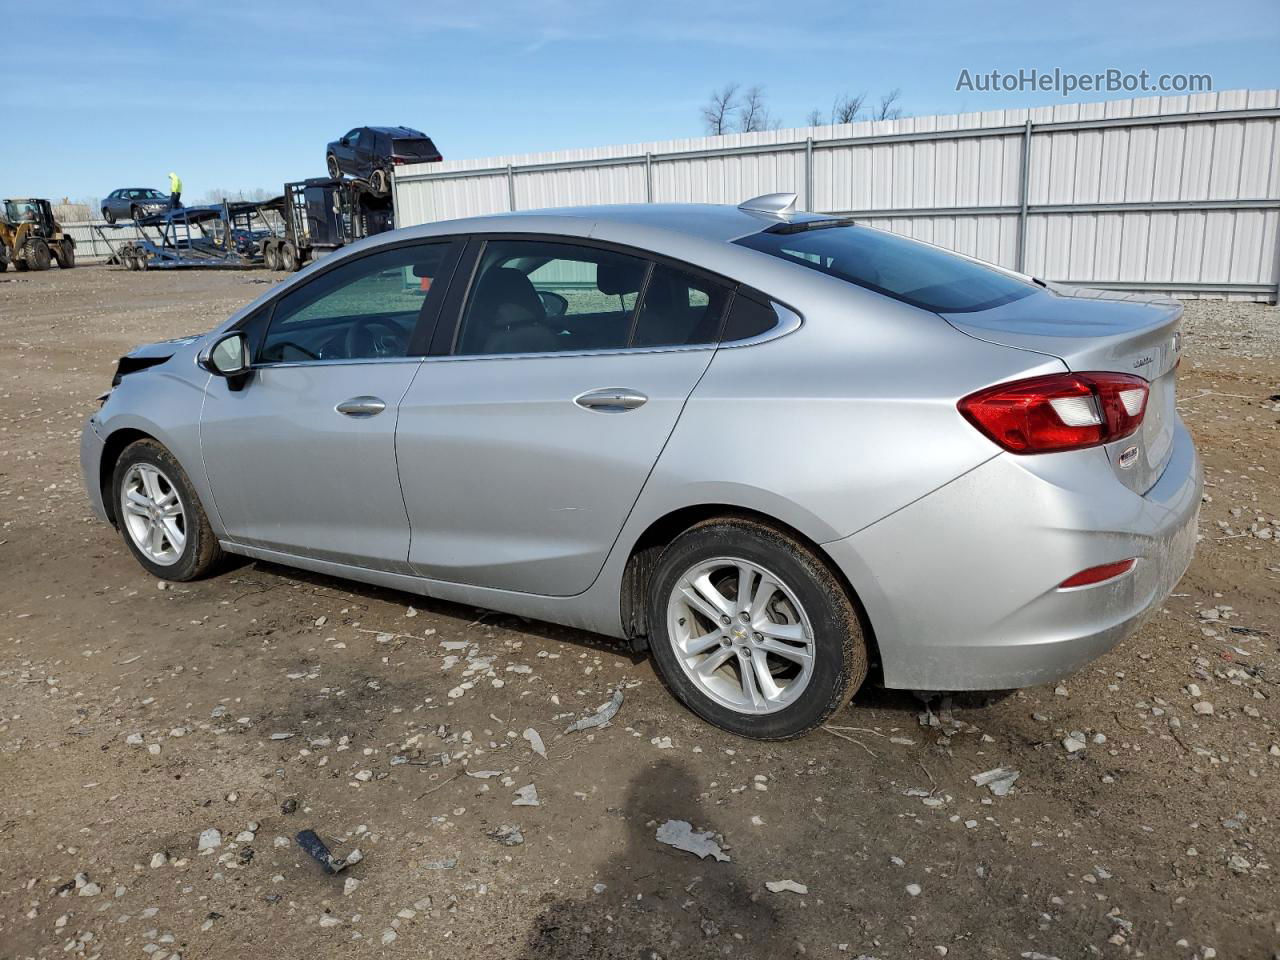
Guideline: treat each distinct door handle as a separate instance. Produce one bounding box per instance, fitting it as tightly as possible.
[336,396,386,418]
[574,388,648,413]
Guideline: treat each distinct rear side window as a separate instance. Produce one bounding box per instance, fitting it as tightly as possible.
[721,293,778,342]
[735,225,1034,313]
[457,240,649,355]
[631,263,731,348]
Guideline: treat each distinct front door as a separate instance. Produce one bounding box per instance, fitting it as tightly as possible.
[397,238,733,595]
[199,239,458,571]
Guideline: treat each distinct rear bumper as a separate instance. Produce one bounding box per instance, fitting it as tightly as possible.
[80,416,110,524]
[823,419,1202,691]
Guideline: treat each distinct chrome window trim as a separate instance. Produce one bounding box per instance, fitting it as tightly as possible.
[250,356,425,370]
[429,303,802,363]
[720,302,803,348]
[423,342,718,363]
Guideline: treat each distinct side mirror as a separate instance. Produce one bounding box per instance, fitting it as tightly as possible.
[339,137,349,146]
[199,332,249,378]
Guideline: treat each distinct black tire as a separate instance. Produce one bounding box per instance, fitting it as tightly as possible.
[26,239,51,271]
[130,205,143,221]
[369,168,389,196]
[280,243,298,272]
[326,154,341,179]
[646,517,868,740]
[263,242,280,271]
[54,242,76,269]
[111,439,223,581]
[103,208,116,225]
[14,259,29,271]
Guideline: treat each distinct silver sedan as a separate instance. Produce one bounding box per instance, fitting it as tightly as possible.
[80,194,1201,739]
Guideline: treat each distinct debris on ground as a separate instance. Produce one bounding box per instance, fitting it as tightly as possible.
[970,766,1020,796]
[655,819,730,862]
[295,829,363,874]
[487,824,525,846]
[765,879,809,894]
[196,828,222,852]
[512,784,540,806]
[565,686,625,733]
[523,727,547,757]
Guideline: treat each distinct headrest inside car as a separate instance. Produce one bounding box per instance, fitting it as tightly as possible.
[597,259,646,296]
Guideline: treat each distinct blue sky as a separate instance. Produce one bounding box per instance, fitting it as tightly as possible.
[6,0,1278,203]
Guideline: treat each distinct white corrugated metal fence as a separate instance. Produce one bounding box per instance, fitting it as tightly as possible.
[394,89,1280,302]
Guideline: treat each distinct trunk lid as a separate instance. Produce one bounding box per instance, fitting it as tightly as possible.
[942,284,1183,495]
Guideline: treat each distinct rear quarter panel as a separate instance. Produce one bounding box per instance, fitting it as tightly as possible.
[629,268,1068,546]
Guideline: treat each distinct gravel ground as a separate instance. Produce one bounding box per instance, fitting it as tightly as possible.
[0,266,1277,960]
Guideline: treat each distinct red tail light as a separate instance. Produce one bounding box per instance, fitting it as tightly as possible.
[958,372,1148,454]
[392,157,406,165]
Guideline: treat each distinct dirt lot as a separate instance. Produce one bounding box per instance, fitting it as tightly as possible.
[1,265,1277,960]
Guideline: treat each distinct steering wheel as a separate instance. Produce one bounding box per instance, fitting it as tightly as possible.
[345,317,406,359]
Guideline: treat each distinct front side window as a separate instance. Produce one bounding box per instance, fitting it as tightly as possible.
[456,240,651,355]
[735,224,1034,313]
[344,129,361,144]
[258,243,450,363]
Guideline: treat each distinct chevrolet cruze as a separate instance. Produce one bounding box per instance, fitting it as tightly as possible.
[80,194,1201,739]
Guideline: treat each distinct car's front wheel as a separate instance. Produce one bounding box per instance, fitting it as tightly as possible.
[647,517,868,739]
[103,208,116,224]
[112,439,223,581]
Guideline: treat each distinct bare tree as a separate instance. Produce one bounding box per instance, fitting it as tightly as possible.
[832,92,868,124]
[702,83,740,136]
[737,85,773,133]
[804,109,824,127]
[873,88,903,121]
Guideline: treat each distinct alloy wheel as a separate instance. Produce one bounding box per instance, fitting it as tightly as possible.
[666,556,815,714]
[119,463,186,566]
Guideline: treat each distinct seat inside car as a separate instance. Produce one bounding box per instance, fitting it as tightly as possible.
[465,267,557,355]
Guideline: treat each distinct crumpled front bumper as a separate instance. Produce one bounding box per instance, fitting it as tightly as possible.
[822,419,1202,691]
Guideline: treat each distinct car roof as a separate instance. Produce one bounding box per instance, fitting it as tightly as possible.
[414,202,830,244]
[364,125,428,138]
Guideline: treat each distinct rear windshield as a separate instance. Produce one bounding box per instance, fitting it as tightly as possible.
[735,224,1034,313]
[391,137,440,160]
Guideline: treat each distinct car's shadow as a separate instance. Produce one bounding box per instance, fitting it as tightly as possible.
[212,556,1011,722]
[218,556,648,664]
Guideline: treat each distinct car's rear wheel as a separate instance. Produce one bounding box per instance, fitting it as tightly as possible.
[112,439,223,581]
[369,168,389,196]
[647,517,867,739]
[326,153,340,179]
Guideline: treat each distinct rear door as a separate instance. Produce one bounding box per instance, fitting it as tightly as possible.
[396,237,733,596]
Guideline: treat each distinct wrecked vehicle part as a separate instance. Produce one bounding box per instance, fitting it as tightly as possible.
[295,830,362,875]
[655,819,730,862]
[564,687,624,734]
